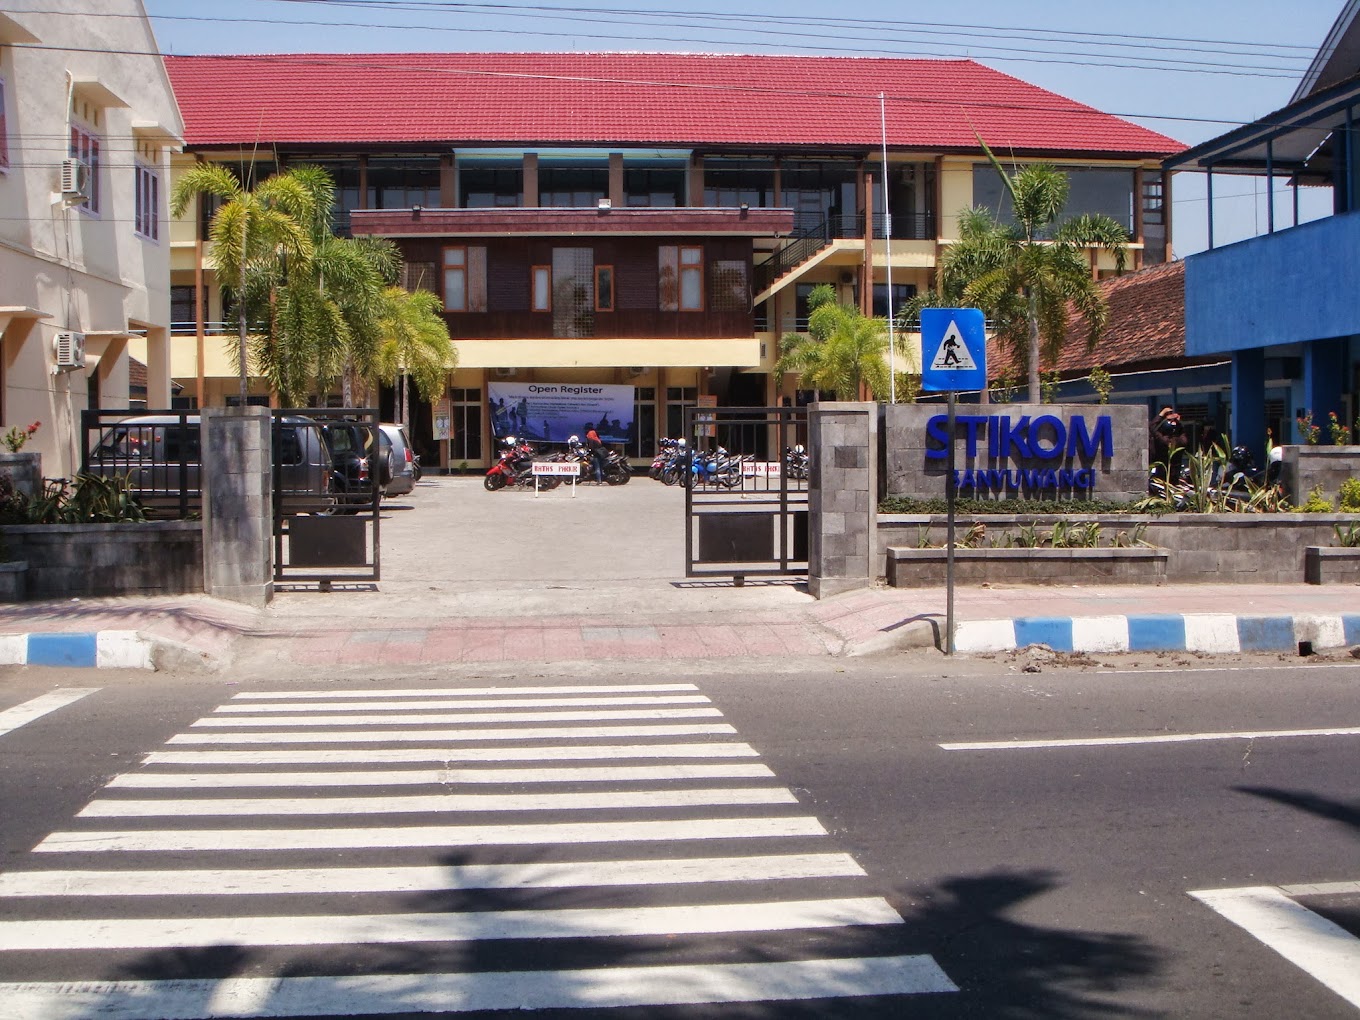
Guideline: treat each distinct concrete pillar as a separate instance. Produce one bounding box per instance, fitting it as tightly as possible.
[1230,347,1266,459]
[201,406,273,606]
[1301,336,1348,439]
[807,401,877,599]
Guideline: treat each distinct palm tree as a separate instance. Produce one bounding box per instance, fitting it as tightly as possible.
[934,141,1128,402]
[775,284,913,400]
[170,163,312,405]
[374,287,457,427]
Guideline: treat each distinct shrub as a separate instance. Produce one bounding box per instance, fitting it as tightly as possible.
[1339,477,1360,511]
[1299,485,1335,513]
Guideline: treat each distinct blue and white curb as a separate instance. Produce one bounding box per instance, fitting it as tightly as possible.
[0,631,156,670]
[955,614,1360,655]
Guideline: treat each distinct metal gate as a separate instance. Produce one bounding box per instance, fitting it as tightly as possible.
[683,404,808,582]
[273,408,380,589]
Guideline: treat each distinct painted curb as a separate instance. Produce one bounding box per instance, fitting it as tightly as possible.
[954,613,1360,655]
[0,631,157,670]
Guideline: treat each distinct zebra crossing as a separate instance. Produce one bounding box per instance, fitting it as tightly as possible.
[0,681,957,1018]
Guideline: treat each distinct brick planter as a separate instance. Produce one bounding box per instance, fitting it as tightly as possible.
[2,521,203,599]
[880,514,1360,583]
[1304,547,1360,585]
[886,546,1168,587]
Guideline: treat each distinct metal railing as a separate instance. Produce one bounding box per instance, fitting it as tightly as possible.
[754,210,939,293]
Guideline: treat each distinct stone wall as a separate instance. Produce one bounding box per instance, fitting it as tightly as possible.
[883,403,1148,503]
[808,402,877,598]
[880,514,1358,584]
[1279,445,1360,505]
[2,521,202,599]
[0,452,42,499]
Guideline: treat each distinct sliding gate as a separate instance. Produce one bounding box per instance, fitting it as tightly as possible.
[683,405,808,583]
[273,408,380,590]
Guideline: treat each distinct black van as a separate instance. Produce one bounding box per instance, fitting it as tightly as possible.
[87,414,335,517]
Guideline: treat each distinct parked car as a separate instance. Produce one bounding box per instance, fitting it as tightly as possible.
[86,414,334,517]
[378,423,416,498]
[320,420,381,513]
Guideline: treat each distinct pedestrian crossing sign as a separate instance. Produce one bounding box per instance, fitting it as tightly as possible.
[920,308,987,393]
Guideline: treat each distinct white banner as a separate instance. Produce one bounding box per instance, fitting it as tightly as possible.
[488,382,636,446]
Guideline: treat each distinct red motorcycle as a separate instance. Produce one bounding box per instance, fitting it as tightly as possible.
[484,436,559,491]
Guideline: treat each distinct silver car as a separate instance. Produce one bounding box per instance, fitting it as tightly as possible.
[378,423,416,498]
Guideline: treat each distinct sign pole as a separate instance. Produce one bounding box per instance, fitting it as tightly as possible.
[945,389,956,656]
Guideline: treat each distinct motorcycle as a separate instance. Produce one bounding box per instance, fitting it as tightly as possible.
[685,445,743,489]
[484,436,559,491]
[565,436,630,485]
[784,444,810,481]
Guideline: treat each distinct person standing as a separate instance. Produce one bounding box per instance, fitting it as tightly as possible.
[585,422,606,484]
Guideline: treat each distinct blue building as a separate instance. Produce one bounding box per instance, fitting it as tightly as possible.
[1166,2,1360,454]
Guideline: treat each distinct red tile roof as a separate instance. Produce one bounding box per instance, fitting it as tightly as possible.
[993,260,1207,377]
[165,52,1181,156]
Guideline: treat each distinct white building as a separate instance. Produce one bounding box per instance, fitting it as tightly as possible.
[0,0,181,476]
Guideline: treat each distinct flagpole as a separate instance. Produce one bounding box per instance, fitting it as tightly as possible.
[880,91,896,404]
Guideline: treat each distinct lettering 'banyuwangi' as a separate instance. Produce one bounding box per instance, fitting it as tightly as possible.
[954,467,1098,491]
[925,414,1114,461]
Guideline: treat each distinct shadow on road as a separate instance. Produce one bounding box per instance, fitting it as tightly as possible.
[1233,784,1360,832]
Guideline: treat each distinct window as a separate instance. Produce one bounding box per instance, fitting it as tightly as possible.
[709,261,748,313]
[0,76,8,171]
[665,386,698,439]
[624,165,685,207]
[632,387,657,458]
[532,266,551,312]
[443,246,467,311]
[170,285,196,333]
[872,283,916,321]
[539,163,608,207]
[679,246,703,311]
[134,163,159,240]
[69,123,101,214]
[460,162,522,208]
[402,260,439,293]
[551,247,594,338]
[595,266,614,312]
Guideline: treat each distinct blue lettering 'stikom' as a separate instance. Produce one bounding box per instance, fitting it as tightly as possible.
[926,415,1113,461]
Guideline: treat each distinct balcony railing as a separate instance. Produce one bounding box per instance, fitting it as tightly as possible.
[171,321,268,337]
[754,211,939,294]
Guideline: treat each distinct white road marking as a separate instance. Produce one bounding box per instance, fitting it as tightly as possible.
[80,786,798,817]
[108,763,777,788]
[34,815,829,853]
[0,688,99,738]
[212,695,713,712]
[941,726,1360,751]
[232,684,701,699]
[167,723,738,744]
[0,853,866,898]
[190,707,724,727]
[0,896,902,951]
[0,954,957,1018]
[1190,885,1360,1008]
[141,742,760,765]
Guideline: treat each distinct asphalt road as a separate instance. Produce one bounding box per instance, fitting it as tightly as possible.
[0,656,1356,1019]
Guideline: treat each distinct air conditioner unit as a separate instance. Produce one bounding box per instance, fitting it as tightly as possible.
[54,331,86,370]
[493,367,518,379]
[60,159,90,202]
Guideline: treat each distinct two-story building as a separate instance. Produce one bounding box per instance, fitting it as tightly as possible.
[1167,1,1360,454]
[0,0,182,477]
[163,51,1179,468]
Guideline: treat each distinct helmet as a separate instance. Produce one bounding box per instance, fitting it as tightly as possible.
[794,444,805,454]
[678,438,687,446]
[568,434,579,444]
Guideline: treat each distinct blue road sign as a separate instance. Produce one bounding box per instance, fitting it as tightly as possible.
[920,308,987,393]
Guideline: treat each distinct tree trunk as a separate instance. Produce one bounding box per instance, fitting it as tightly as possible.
[1026,289,1041,403]
[341,361,354,408]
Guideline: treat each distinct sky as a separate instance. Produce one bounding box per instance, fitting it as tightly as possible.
[143,0,1351,256]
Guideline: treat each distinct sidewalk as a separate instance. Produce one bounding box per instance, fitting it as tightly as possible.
[3,477,1358,670]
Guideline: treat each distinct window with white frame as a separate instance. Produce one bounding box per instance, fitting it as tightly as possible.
[69,122,101,214]
[0,76,9,171]
[134,162,159,240]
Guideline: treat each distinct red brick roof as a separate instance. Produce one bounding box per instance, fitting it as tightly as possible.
[165,52,1180,155]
